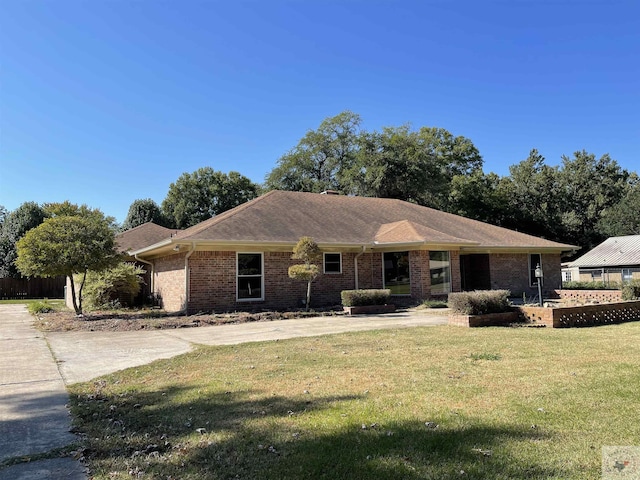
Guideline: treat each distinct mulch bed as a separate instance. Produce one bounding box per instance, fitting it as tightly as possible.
[35,308,344,332]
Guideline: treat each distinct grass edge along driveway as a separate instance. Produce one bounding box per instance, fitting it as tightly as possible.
[68,323,640,479]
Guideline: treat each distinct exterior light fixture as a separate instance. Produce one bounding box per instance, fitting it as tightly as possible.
[535,263,543,307]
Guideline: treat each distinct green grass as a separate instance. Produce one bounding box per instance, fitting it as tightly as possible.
[67,323,640,479]
[0,298,65,308]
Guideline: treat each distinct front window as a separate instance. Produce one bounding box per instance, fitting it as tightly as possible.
[529,253,542,287]
[430,251,451,295]
[324,253,342,274]
[383,251,410,295]
[237,253,263,301]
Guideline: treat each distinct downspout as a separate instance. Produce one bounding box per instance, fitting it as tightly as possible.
[184,242,196,313]
[134,254,154,296]
[354,246,366,290]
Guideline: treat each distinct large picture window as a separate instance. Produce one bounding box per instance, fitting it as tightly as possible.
[324,253,342,274]
[237,253,263,301]
[430,251,451,295]
[383,251,410,295]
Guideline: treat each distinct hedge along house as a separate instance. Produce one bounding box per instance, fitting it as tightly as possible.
[130,191,578,314]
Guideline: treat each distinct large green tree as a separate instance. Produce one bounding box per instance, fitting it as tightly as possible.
[556,151,632,250]
[264,112,483,210]
[16,205,120,315]
[122,198,168,231]
[0,202,48,278]
[348,125,483,209]
[500,149,563,240]
[162,168,259,229]
[597,181,640,237]
[265,111,362,193]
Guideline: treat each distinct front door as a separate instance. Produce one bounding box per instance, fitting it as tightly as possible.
[460,254,491,291]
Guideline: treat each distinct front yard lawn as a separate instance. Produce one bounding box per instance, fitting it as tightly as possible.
[68,323,640,479]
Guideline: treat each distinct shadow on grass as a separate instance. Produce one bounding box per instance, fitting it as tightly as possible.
[70,384,570,479]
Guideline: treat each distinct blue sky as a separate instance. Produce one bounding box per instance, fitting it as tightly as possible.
[1,0,638,224]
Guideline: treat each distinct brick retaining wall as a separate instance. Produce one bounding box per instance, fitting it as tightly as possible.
[518,301,640,328]
[553,289,623,304]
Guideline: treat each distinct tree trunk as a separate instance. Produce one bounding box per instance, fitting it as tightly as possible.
[68,275,81,316]
[305,280,312,312]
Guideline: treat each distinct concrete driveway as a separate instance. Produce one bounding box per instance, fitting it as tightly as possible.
[46,310,448,384]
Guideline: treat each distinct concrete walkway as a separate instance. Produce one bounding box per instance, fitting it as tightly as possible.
[0,304,86,479]
[0,305,447,479]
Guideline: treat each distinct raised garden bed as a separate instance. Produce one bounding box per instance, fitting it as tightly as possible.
[449,311,519,327]
[343,304,396,315]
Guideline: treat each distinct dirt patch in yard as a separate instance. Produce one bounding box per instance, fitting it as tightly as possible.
[34,308,345,332]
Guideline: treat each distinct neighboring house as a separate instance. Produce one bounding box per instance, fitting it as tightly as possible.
[564,235,640,285]
[130,191,577,314]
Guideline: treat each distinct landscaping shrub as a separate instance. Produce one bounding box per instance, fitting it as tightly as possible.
[622,280,640,300]
[448,290,511,315]
[421,299,448,309]
[80,262,145,310]
[341,289,391,307]
[562,281,620,290]
[28,300,55,314]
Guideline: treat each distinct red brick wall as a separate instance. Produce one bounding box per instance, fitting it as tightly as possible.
[153,248,564,313]
[489,253,562,296]
[154,253,186,312]
[183,251,367,313]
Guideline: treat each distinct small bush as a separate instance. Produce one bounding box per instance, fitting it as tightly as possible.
[341,289,391,307]
[448,290,511,315]
[422,300,448,309]
[622,280,640,300]
[562,281,620,290]
[79,262,145,310]
[28,300,55,314]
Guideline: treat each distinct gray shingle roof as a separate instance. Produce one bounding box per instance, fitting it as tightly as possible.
[165,191,576,251]
[568,235,640,268]
[117,222,180,254]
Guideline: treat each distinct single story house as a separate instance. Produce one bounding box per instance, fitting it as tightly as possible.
[563,235,640,285]
[130,191,577,314]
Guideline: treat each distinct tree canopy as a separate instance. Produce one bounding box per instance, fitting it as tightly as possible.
[264,111,483,210]
[16,204,120,315]
[265,111,362,193]
[162,168,259,229]
[122,198,168,231]
[0,201,48,278]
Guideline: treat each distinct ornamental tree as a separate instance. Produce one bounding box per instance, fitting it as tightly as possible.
[288,236,322,311]
[16,207,120,315]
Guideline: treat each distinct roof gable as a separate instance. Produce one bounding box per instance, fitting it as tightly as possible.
[374,220,478,246]
[117,222,180,254]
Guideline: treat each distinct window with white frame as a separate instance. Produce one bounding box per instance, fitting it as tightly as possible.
[237,253,263,301]
[324,253,342,274]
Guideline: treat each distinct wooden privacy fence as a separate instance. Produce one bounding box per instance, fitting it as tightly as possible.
[0,277,66,299]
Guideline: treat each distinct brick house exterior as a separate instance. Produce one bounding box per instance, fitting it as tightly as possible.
[131,191,577,314]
